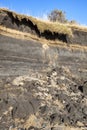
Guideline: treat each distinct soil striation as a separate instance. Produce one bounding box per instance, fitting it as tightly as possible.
[0,9,87,130]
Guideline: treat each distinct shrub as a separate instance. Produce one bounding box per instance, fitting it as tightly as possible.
[48,9,67,23]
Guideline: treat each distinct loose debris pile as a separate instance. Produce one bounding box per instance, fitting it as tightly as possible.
[0,66,87,130]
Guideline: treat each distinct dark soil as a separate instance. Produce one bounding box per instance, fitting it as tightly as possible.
[0,34,87,129]
[0,9,67,42]
[1,9,87,45]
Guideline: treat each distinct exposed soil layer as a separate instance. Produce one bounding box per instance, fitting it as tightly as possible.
[0,8,87,130]
[0,9,87,45]
[0,34,87,130]
[0,9,67,42]
[67,29,87,46]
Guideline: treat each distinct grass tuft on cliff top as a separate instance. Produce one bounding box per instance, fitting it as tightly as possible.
[1,8,87,37]
[0,8,72,36]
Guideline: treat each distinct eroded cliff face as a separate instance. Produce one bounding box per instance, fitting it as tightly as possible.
[0,34,87,130]
[67,29,87,46]
[0,9,87,130]
[0,9,67,42]
[0,9,87,45]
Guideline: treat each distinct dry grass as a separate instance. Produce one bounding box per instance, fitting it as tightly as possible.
[0,8,72,36]
[0,25,39,41]
[1,8,87,37]
[67,23,87,32]
[0,25,67,46]
[0,25,87,52]
[0,8,87,51]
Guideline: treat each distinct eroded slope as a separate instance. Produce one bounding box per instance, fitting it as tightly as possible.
[0,8,87,130]
[1,8,87,45]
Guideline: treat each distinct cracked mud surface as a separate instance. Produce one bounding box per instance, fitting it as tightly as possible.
[0,35,87,130]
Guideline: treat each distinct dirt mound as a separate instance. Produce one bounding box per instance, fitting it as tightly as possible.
[0,66,87,130]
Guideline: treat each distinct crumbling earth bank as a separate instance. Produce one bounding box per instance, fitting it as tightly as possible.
[0,9,87,130]
[0,66,87,130]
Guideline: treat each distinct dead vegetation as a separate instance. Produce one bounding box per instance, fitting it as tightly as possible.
[1,8,87,34]
[0,25,87,52]
[0,8,72,36]
[1,8,87,45]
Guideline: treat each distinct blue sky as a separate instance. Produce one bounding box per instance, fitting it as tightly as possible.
[0,0,87,24]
